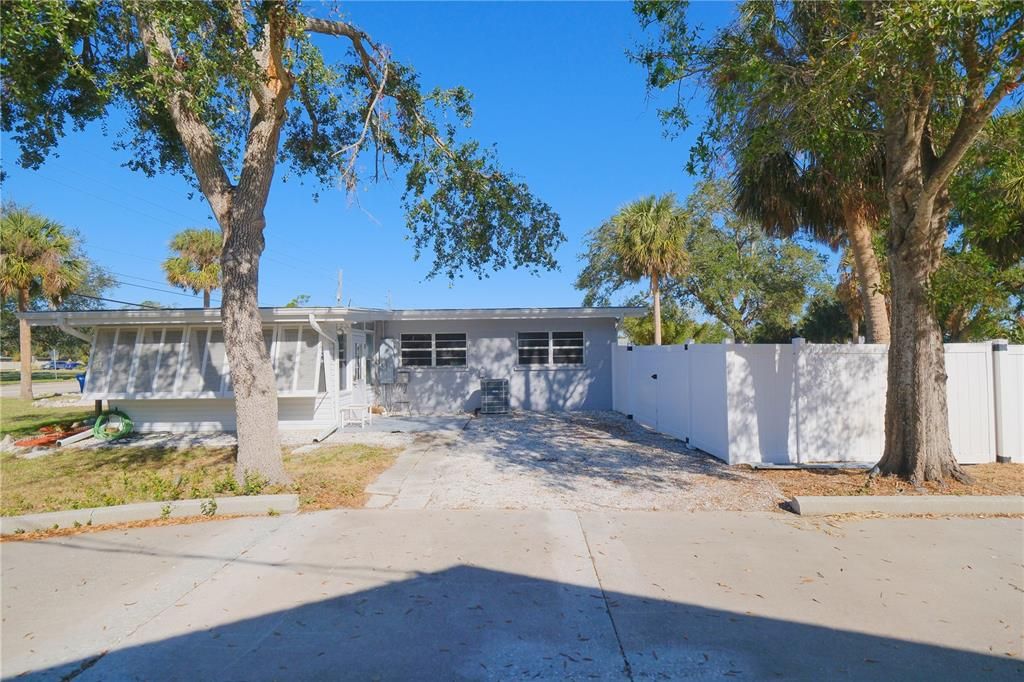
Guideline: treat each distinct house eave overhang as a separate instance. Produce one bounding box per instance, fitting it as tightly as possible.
[17,305,645,327]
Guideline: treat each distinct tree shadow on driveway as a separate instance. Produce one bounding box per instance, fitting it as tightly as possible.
[15,564,1021,681]
[455,411,769,498]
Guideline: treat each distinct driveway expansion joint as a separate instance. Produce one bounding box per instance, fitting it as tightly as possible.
[575,511,635,682]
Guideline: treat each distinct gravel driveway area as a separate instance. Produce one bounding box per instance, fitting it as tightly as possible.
[370,411,784,511]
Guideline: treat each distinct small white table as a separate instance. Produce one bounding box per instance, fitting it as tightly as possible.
[341,404,373,428]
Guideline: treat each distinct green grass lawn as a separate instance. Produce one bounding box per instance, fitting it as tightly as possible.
[1,440,399,516]
[0,370,82,385]
[0,398,93,437]
[1,396,401,517]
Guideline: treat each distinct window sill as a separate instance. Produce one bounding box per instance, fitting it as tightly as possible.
[514,365,586,371]
[399,366,472,371]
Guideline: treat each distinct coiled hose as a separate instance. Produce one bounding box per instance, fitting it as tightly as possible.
[92,409,134,442]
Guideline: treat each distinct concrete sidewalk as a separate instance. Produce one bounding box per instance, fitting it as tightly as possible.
[1,511,1021,680]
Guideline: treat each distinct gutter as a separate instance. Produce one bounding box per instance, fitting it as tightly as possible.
[57,315,91,342]
[308,313,341,443]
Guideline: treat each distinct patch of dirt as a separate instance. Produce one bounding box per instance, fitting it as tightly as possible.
[759,463,1024,498]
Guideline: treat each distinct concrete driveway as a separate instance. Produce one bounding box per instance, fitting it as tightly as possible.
[367,412,782,511]
[2,511,1021,680]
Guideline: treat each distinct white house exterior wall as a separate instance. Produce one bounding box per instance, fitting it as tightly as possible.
[380,317,618,414]
[109,395,335,433]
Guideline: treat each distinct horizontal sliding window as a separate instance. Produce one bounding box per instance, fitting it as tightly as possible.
[401,333,467,367]
[84,324,321,398]
[517,331,584,366]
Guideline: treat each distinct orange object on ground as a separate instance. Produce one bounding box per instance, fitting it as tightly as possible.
[14,427,90,448]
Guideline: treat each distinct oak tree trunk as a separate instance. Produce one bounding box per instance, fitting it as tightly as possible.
[843,201,890,343]
[651,272,662,346]
[221,208,288,484]
[18,288,33,401]
[875,156,967,484]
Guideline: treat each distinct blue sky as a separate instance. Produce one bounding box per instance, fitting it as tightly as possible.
[1,1,788,311]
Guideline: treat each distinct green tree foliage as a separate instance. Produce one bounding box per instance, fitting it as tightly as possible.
[635,1,891,341]
[0,205,87,397]
[576,194,688,344]
[0,1,562,278]
[798,291,855,344]
[668,181,827,342]
[577,181,826,343]
[619,295,728,346]
[284,294,311,308]
[935,110,1024,343]
[162,228,222,308]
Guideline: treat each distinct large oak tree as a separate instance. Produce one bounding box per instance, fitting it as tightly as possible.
[1,1,563,482]
[633,0,1023,484]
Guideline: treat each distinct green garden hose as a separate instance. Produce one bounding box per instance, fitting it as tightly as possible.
[92,409,134,442]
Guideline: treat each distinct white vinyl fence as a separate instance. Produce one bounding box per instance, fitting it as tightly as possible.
[612,339,1023,466]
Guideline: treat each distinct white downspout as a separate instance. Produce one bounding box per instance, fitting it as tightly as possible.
[308,314,341,443]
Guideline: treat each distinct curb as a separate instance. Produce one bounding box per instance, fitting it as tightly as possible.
[0,494,299,535]
[791,495,1024,516]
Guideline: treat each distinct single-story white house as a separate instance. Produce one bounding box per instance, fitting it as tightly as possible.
[20,306,642,434]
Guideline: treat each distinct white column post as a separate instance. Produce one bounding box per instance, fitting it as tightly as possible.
[992,339,1009,464]
[792,337,805,464]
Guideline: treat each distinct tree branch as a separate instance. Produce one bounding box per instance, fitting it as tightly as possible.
[236,0,294,208]
[924,55,1024,197]
[334,59,390,191]
[304,16,381,89]
[303,13,492,180]
[132,10,234,221]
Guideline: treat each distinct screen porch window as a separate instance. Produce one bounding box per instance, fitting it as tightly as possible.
[517,331,584,366]
[400,333,467,367]
[84,325,322,398]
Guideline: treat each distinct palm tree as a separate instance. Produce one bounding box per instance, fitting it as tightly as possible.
[162,228,222,308]
[0,206,85,400]
[608,194,690,345]
[733,148,891,343]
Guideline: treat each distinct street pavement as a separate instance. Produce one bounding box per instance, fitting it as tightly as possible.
[0,380,82,399]
[1,511,1022,680]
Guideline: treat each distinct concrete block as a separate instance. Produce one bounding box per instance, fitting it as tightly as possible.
[0,494,298,534]
[791,495,1024,516]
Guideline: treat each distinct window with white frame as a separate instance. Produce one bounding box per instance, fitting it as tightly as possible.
[517,331,584,366]
[83,325,323,398]
[400,333,467,367]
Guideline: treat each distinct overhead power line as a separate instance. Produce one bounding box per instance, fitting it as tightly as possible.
[108,275,223,305]
[68,292,161,309]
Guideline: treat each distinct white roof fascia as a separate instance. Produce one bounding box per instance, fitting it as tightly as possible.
[378,307,644,321]
[17,305,643,327]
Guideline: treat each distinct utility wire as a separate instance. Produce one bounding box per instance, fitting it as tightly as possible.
[68,293,161,309]
[110,278,222,305]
